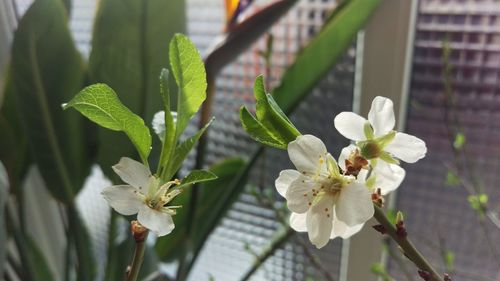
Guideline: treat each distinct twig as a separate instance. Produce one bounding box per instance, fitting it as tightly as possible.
[126,228,149,281]
[440,40,500,265]
[239,227,295,281]
[373,205,444,281]
[384,239,417,281]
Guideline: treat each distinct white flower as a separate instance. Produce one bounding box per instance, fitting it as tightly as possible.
[275,135,374,248]
[334,96,427,164]
[339,144,405,195]
[102,157,181,236]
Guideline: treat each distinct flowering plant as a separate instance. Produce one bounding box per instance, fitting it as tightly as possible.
[240,76,454,281]
[63,34,217,281]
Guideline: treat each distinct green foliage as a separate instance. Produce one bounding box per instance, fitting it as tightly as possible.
[157,69,177,176]
[371,262,393,281]
[443,250,455,272]
[240,76,301,149]
[453,132,465,150]
[445,170,460,187]
[272,0,381,112]
[63,84,152,164]
[162,118,214,181]
[179,170,217,188]
[6,0,89,202]
[467,193,488,216]
[89,0,185,175]
[169,34,207,138]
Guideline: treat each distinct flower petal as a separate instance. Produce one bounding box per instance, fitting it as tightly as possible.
[101,185,143,215]
[334,112,367,141]
[290,212,307,232]
[137,205,175,236]
[112,157,151,190]
[287,135,328,175]
[275,169,301,198]
[306,195,334,248]
[368,96,395,137]
[285,175,319,213]
[338,144,358,171]
[335,182,374,226]
[384,132,427,163]
[332,219,364,239]
[373,161,406,195]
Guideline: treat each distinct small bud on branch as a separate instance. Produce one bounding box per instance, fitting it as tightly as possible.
[131,220,148,243]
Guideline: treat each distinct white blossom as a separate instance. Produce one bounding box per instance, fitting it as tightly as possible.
[334,96,427,164]
[338,144,405,195]
[102,157,181,236]
[275,135,373,248]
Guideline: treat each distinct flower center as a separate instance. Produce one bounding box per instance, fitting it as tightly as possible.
[360,141,381,159]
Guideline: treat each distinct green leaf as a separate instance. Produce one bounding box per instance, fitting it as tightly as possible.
[445,170,460,186]
[453,132,465,150]
[64,84,152,163]
[253,76,300,142]
[239,76,301,149]
[162,118,214,181]
[89,0,185,175]
[272,0,381,112]
[169,33,207,137]
[443,250,455,271]
[468,193,488,215]
[8,0,89,202]
[179,170,217,188]
[157,69,178,176]
[0,161,7,278]
[240,106,286,149]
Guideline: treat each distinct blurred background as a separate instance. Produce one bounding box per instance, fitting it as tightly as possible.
[0,0,499,281]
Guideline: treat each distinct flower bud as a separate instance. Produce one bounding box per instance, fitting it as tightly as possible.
[131,220,148,243]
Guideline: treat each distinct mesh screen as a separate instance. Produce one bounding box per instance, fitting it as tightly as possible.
[390,0,500,280]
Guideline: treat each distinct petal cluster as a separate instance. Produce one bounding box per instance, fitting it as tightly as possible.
[275,96,427,248]
[334,96,427,164]
[102,157,181,236]
[276,135,374,248]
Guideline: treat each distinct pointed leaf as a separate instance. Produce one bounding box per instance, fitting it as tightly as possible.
[179,170,217,188]
[240,106,286,149]
[89,0,185,175]
[169,33,207,137]
[253,76,300,144]
[163,118,214,181]
[64,84,152,163]
[9,0,88,202]
[158,69,177,176]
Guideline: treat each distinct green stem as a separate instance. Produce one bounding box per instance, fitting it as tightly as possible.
[373,205,444,281]
[239,227,295,281]
[127,231,149,281]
